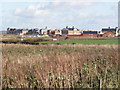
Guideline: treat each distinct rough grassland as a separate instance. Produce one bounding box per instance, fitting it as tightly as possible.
[2,44,119,88]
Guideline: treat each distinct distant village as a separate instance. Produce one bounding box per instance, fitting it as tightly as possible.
[7,26,120,38]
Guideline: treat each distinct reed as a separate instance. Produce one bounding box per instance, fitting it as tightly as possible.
[2,44,119,88]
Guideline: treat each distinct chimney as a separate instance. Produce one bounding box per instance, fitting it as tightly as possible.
[66,26,68,29]
[45,26,47,29]
[7,27,10,31]
[115,27,118,29]
[72,26,74,29]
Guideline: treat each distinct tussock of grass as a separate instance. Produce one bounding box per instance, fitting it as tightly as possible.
[2,44,119,88]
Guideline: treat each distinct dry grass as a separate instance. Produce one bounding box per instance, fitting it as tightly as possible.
[2,44,119,88]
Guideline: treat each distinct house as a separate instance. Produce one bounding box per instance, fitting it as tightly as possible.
[7,28,23,34]
[101,27,118,37]
[81,31,98,38]
[61,26,81,37]
[15,29,23,35]
[7,28,41,35]
[54,29,61,37]
[40,27,51,35]
[116,29,120,36]
[25,29,39,35]
[7,28,16,34]
[66,26,81,35]
[48,29,61,37]
[61,28,68,36]
[97,31,104,37]
[20,29,29,35]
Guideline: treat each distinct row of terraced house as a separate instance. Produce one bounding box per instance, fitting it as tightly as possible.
[7,26,120,38]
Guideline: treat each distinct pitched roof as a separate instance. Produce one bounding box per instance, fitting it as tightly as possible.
[61,28,68,31]
[102,28,116,32]
[67,28,74,30]
[82,31,98,34]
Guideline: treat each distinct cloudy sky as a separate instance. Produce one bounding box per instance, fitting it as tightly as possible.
[0,0,119,31]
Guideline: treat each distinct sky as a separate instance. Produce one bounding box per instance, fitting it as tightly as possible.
[0,0,119,31]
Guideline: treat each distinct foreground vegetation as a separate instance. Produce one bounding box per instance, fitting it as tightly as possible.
[2,44,119,88]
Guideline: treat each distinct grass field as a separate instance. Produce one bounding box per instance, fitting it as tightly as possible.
[40,39,119,45]
[1,34,120,45]
[2,44,119,88]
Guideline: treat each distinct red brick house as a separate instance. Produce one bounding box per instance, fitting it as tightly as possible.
[101,27,117,37]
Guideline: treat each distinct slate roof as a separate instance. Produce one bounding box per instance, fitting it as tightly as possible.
[67,28,74,30]
[61,28,68,31]
[102,28,116,32]
[82,31,98,34]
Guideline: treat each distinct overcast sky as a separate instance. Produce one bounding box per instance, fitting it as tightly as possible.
[0,0,119,31]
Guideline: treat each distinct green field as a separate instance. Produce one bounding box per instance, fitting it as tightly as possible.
[40,39,119,45]
[1,34,120,45]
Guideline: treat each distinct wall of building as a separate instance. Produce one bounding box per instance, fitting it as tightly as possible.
[55,30,60,35]
[102,31,116,37]
[68,31,81,35]
[67,35,82,37]
[68,31,74,35]
[81,34,98,38]
[22,31,28,35]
